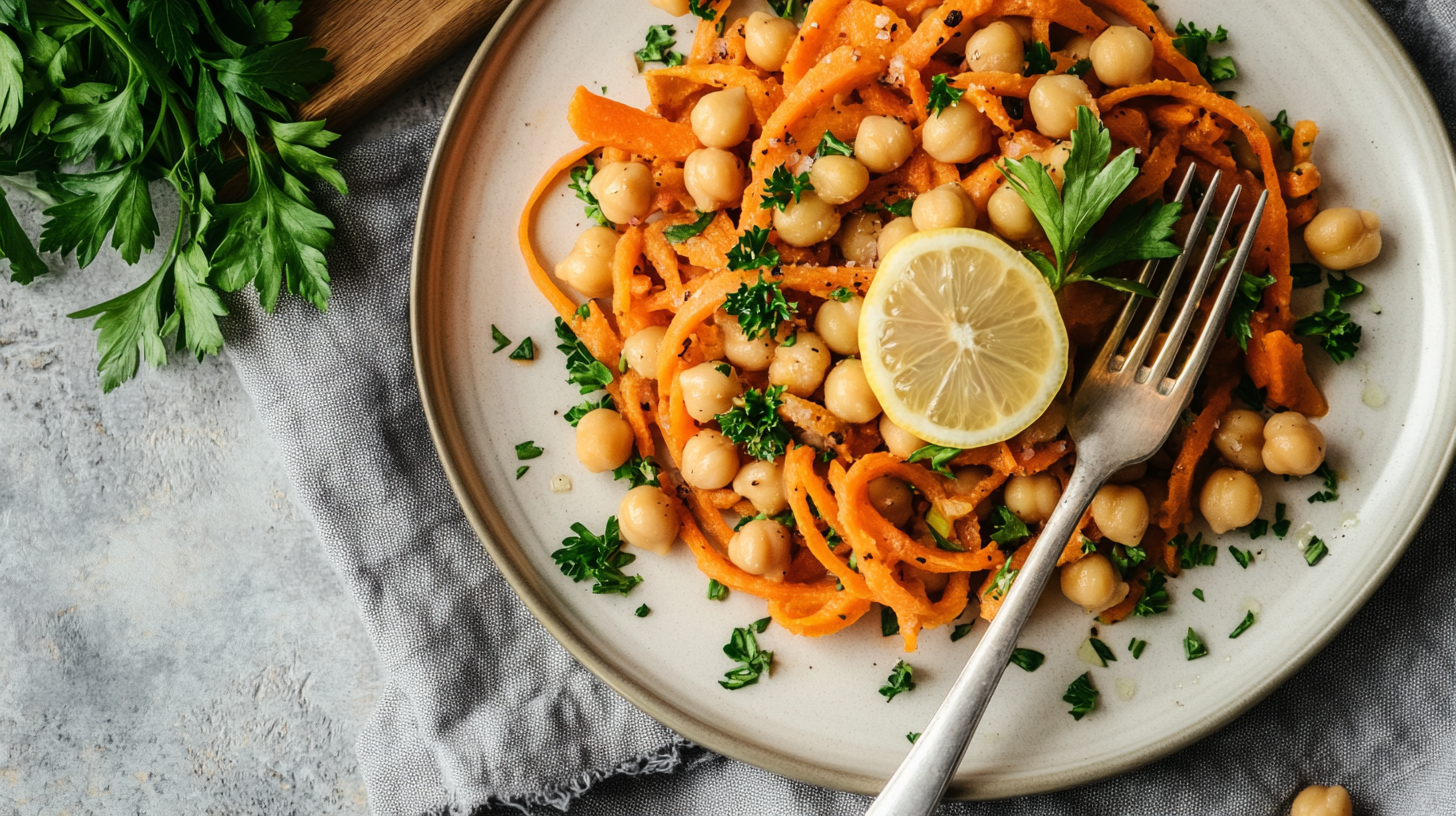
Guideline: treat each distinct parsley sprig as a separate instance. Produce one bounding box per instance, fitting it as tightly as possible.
[1132,570,1170,616]
[814,132,854,158]
[760,165,814,211]
[1294,272,1364,363]
[555,317,615,394]
[613,451,661,488]
[1227,271,1276,350]
[568,163,611,227]
[634,25,685,69]
[687,0,716,22]
[720,618,773,690]
[907,443,960,476]
[879,660,915,702]
[1063,672,1098,720]
[1009,648,1045,672]
[717,385,791,461]
[987,506,1030,547]
[1023,41,1055,76]
[926,73,964,117]
[664,210,714,243]
[552,517,643,596]
[1172,21,1237,84]
[726,226,782,271]
[1183,627,1209,660]
[723,272,793,339]
[999,107,1182,294]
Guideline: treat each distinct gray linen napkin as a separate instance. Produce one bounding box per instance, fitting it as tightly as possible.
[220,1,1456,814]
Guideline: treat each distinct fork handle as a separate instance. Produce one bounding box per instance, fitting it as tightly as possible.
[864,462,1108,816]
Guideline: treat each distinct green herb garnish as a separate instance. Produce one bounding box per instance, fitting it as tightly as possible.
[613,451,661,488]
[767,0,805,18]
[879,660,915,702]
[1272,503,1291,538]
[1066,58,1093,77]
[552,517,643,596]
[1229,546,1254,568]
[564,394,615,426]
[726,226,782,271]
[687,0,716,21]
[516,466,529,479]
[1307,463,1339,503]
[1176,532,1218,569]
[1023,41,1055,75]
[664,210,715,243]
[987,506,1031,547]
[1009,648,1045,672]
[568,163,611,227]
[987,555,1020,600]
[717,385,791,460]
[491,325,512,352]
[761,165,814,211]
[1089,638,1116,664]
[1229,610,1255,638]
[1270,110,1296,149]
[1063,672,1098,720]
[907,443,960,477]
[508,337,535,361]
[881,606,900,637]
[555,317,615,394]
[1172,21,1237,84]
[1128,638,1148,659]
[1304,537,1329,566]
[951,623,974,642]
[828,286,855,302]
[707,578,729,601]
[926,72,965,116]
[1290,262,1323,289]
[634,24,685,68]
[906,732,920,744]
[814,132,855,158]
[1295,271,1364,363]
[635,604,651,618]
[1227,271,1275,350]
[719,623,773,689]
[1193,588,1205,602]
[1245,518,1269,539]
[723,274,794,342]
[1132,571,1170,616]
[1233,374,1267,411]
[1183,627,1209,660]
[516,441,544,460]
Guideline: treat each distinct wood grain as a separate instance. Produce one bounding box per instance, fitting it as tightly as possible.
[292,0,511,132]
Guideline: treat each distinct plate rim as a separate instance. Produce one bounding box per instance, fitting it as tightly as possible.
[410,0,1456,799]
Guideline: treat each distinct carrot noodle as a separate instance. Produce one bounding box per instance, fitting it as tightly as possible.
[514,0,1350,651]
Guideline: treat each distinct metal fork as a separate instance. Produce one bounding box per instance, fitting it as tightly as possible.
[865,166,1270,816]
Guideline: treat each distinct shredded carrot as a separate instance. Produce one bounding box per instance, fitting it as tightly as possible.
[567,87,700,161]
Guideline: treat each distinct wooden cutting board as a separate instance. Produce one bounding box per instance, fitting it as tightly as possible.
[292,0,513,132]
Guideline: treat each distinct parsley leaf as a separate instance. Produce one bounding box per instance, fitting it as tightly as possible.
[1010,648,1045,671]
[1295,271,1365,363]
[1273,503,1292,538]
[814,132,855,158]
[508,337,535,361]
[871,197,915,218]
[828,286,854,302]
[1290,262,1324,289]
[564,394,615,427]
[634,24,685,68]
[717,385,791,460]
[767,0,804,18]
[568,163,611,227]
[1128,638,1148,659]
[1089,637,1117,664]
[555,317,615,393]
[516,441,544,460]
[516,466,529,479]
[1183,627,1209,660]
[879,660,915,702]
[987,505,1030,547]
[906,732,920,744]
[951,623,974,642]
[760,165,814,211]
[552,517,643,596]
[707,578,729,601]
[613,451,661,488]
[1172,21,1237,84]
[1023,41,1055,76]
[926,73,964,117]
[1229,546,1254,568]
[635,604,651,617]
[1304,536,1329,566]
[1175,532,1217,568]
[880,606,899,637]
[723,273,793,339]
[1063,672,1098,720]
[1193,588,1205,601]
[1132,571,1170,616]
[1229,610,1256,638]
[986,555,1020,600]
[664,210,714,243]
[726,226,782,271]
[1227,271,1275,350]
[907,443,960,477]
[687,0,716,21]
[1066,58,1092,78]
[491,325,512,352]
[1271,110,1295,150]
[720,623,773,689]
[1308,463,1339,503]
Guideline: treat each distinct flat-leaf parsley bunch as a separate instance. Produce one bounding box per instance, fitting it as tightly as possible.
[0,0,342,391]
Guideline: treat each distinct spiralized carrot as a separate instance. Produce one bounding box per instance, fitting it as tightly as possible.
[567,87,700,161]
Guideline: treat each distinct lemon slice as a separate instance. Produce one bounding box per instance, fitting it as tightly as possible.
[859,228,1068,450]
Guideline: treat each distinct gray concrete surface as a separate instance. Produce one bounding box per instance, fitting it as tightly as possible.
[0,44,478,816]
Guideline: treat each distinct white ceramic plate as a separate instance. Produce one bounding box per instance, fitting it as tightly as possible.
[412,0,1456,798]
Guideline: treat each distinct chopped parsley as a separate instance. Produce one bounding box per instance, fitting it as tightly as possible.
[828,286,855,302]
[1089,638,1116,664]
[1229,546,1254,569]
[951,623,974,642]
[635,604,651,618]
[1183,627,1209,660]
[1109,544,1146,577]
[707,578,729,601]
[1308,463,1339,503]
[926,73,965,116]
[613,452,661,488]
[1229,610,1256,638]
[634,24,685,69]
[865,197,915,217]
[1172,21,1237,84]
[1009,648,1045,672]
[516,441,544,460]
[1245,518,1269,539]
[575,302,592,319]
[552,518,643,596]
[1227,271,1275,350]
[1304,537,1329,566]
[719,623,774,690]
[987,556,1019,600]
[1023,41,1055,76]
[881,606,900,637]
[1080,537,1097,555]
[664,210,715,244]
[761,165,814,211]
[1271,110,1295,150]
[717,385,792,460]
[1290,262,1324,289]
[1295,271,1365,363]
[1066,58,1093,78]
[568,163,611,227]
[1128,638,1148,659]
[1176,532,1218,568]
[780,332,798,347]
[734,510,796,531]
[723,275,794,342]
[1132,571,1170,616]
[906,732,921,744]
[767,0,805,18]
[726,226,782,271]
[907,443,960,477]
[814,132,855,158]
[1192,588,1205,602]
[516,466,529,479]
[491,325,512,352]
[508,337,535,361]
[564,394,615,426]
[687,0,716,21]
[555,318,615,393]
[1000,107,1181,294]
[1063,672,1098,720]
[879,660,916,702]
[987,506,1031,547]
[1272,503,1291,538]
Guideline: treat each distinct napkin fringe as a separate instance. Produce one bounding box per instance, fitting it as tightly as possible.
[478,738,691,814]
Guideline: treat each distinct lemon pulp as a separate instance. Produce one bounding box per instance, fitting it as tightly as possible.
[859,228,1068,450]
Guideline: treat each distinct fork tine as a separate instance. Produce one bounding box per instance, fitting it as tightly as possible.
[1146,183,1245,383]
[1170,189,1271,401]
[1090,165,1199,376]
[1118,170,1223,376]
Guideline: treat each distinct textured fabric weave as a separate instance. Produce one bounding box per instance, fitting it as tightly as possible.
[220,2,1456,814]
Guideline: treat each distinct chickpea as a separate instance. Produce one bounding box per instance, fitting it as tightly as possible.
[809,154,870,205]
[1230,106,1284,173]
[618,485,680,555]
[1089,26,1154,87]
[1108,461,1147,484]
[988,182,1042,241]
[769,331,831,397]
[834,211,881,266]
[815,295,863,356]
[1005,473,1060,523]
[877,216,918,257]
[575,408,634,473]
[1028,74,1095,140]
[719,312,775,372]
[855,116,915,174]
[743,11,797,72]
[1214,409,1267,473]
[554,226,619,299]
[773,191,841,247]
[1090,485,1149,546]
[966,22,1024,73]
[690,86,752,148]
[922,103,992,164]
[648,0,690,15]
[868,476,914,527]
[911,183,975,231]
[879,413,926,459]
[906,563,950,594]
[728,518,792,581]
[953,465,992,495]
[623,326,667,378]
[1059,553,1128,613]
[679,361,741,422]
[1017,398,1067,444]
[732,459,788,515]
[589,161,653,224]
[1199,467,1262,534]
[681,429,739,489]
[683,148,745,212]
[1039,141,1072,190]
[824,359,881,423]
[1062,34,1094,61]
[1304,207,1382,270]
[1262,412,1327,476]
[1291,785,1353,816]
